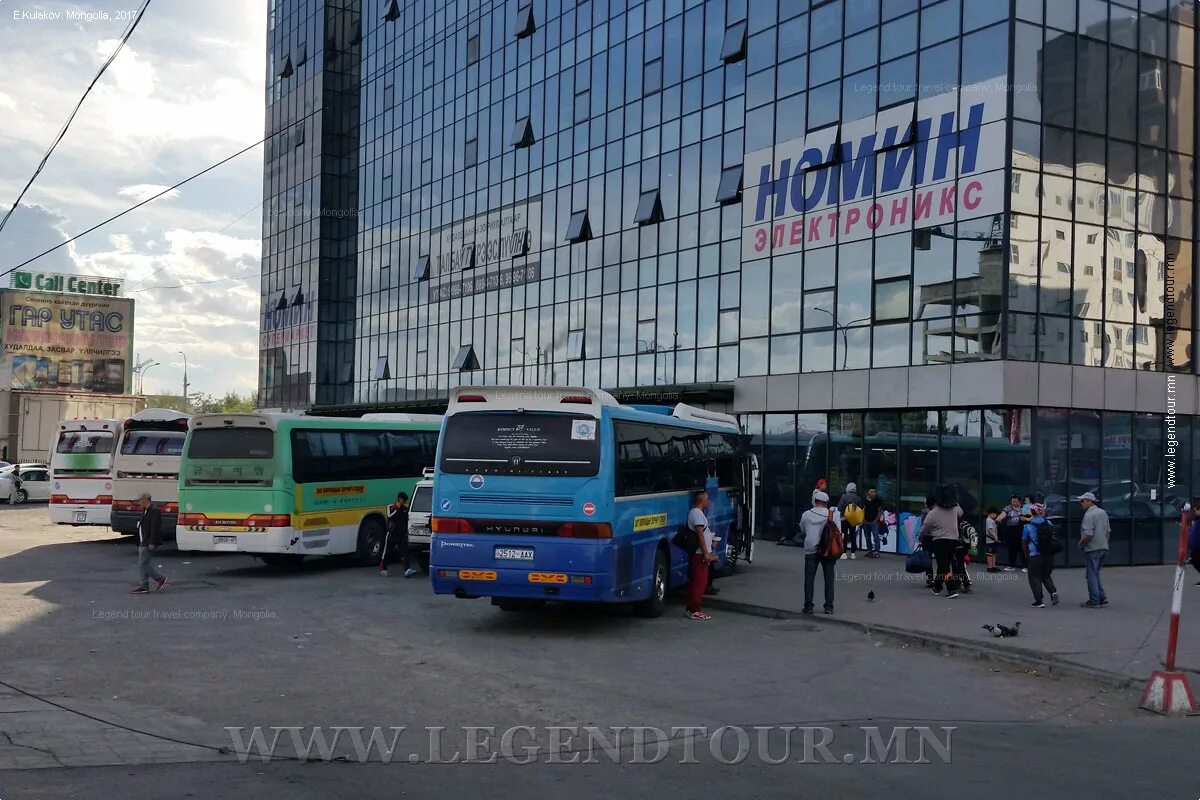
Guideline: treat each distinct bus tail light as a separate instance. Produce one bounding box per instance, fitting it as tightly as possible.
[559,396,592,405]
[112,500,138,512]
[432,517,474,534]
[246,514,292,527]
[161,502,178,514]
[178,513,206,526]
[49,494,68,505]
[557,522,612,539]
[457,394,486,403]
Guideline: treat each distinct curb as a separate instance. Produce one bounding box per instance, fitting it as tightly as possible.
[706,597,1138,691]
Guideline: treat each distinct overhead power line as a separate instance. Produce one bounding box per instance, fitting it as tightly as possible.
[1,104,320,280]
[0,0,153,238]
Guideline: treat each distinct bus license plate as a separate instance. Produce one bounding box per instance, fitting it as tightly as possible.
[213,536,238,549]
[73,512,87,523]
[495,547,534,561]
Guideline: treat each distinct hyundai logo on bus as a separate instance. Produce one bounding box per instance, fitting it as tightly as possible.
[440,499,452,511]
[744,91,1005,254]
[469,475,485,489]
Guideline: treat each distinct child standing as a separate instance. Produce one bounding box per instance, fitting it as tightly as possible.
[984,507,1001,573]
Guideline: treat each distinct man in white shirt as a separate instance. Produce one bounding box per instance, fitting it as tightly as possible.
[685,490,716,620]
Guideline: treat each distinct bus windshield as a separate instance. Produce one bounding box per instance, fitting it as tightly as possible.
[440,413,599,477]
[187,428,274,460]
[56,431,114,454]
[120,430,186,456]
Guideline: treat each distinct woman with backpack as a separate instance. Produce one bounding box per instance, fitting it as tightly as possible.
[918,484,964,598]
[1022,503,1059,608]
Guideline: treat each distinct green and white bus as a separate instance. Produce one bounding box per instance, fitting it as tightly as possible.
[175,412,440,566]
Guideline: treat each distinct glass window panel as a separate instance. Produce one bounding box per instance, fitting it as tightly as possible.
[1013,23,1043,122]
[940,411,982,518]
[1101,412,1133,565]
[762,414,798,541]
[918,39,958,98]
[742,261,770,337]
[879,55,917,106]
[805,289,836,330]
[811,0,844,48]
[899,410,940,520]
[844,28,878,74]
[802,331,834,372]
[880,13,917,60]
[874,279,911,321]
[873,322,910,367]
[770,334,800,374]
[837,241,872,325]
[920,0,960,47]
[771,254,803,333]
[805,247,836,289]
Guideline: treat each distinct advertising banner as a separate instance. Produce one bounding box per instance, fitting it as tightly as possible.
[427,198,542,298]
[0,288,134,393]
[742,79,1008,259]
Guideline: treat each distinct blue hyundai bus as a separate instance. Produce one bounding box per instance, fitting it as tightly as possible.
[429,386,757,616]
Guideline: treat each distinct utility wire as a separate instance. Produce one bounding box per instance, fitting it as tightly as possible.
[126,200,263,293]
[1,104,318,280]
[0,0,153,238]
[1,134,275,280]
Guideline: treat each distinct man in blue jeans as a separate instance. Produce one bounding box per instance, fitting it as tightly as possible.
[1077,492,1110,608]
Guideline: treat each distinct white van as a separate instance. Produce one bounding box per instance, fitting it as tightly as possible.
[406,468,433,571]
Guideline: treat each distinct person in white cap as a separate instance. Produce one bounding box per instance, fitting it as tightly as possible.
[798,490,842,615]
[1077,492,1110,607]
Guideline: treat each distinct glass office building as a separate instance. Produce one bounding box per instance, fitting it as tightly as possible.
[259,0,1198,563]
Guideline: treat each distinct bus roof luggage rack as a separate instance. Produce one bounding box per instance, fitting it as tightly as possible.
[447,386,619,415]
[671,403,739,431]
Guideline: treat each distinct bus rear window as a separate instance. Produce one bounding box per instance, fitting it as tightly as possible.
[440,413,599,477]
[121,431,186,456]
[56,431,113,454]
[188,429,274,459]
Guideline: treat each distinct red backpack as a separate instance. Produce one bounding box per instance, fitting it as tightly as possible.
[819,509,845,560]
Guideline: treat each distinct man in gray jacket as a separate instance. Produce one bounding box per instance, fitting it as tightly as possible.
[800,490,842,615]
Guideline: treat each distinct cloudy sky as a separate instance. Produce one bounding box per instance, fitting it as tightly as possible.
[0,0,265,396]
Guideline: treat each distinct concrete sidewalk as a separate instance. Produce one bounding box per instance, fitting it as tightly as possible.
[709,544,1200,688]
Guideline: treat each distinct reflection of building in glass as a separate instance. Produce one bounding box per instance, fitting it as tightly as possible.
[258,0,1199,564]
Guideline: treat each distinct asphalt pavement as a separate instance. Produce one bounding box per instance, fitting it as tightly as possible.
[0,505,1195,799]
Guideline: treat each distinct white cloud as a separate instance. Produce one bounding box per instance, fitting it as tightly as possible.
[95,39,156,96]
[0,0,267,397]
[117,184,180,203]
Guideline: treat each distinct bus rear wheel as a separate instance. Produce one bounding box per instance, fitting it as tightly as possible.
[356,517,387,566]
[634,550,669,618]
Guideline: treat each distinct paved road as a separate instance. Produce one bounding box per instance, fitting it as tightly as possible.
[0,505,1195,798]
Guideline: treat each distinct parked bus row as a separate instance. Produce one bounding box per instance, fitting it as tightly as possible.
[43,387,759,618]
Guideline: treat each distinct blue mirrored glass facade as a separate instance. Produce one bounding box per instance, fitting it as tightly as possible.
[259,0,1198,563]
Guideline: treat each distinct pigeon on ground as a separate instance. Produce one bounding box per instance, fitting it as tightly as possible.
[867,591,875,602]
[982,622,1021,638]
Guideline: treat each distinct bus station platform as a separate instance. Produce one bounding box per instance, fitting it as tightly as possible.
[709,544,1200,689]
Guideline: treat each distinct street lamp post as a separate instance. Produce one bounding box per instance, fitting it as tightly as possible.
[178,351,190,411]
[139,361,160,395]
[810,308,872,369]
